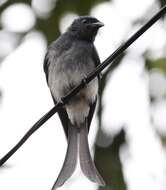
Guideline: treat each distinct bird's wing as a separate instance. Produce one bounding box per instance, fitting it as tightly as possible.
[51,96,69,138]
[87,99,97,132]
[43,34,71,83]
[43,47,70,138]
[86,45,101,131]
[43,52,50,84]
[92,46,100,67]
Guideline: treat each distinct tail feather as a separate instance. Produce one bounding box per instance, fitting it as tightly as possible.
[51,124,78,190]
[79,121,105,186]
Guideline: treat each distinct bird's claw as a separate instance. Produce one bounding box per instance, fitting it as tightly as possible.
[59,97,65,106]
[82,77,87,87]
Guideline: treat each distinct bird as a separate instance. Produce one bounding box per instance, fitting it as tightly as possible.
[43,16,105,189]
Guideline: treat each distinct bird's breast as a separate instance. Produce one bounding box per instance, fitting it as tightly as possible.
[48,53,98,100]
[48,55,98,125]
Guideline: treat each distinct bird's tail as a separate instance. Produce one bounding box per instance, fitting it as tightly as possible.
[79,120,105,186]
[51,123,78,190]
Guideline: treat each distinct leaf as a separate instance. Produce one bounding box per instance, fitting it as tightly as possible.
[145,57,166,72]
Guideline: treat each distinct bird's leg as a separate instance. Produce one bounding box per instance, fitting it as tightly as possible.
[59,97,65,106]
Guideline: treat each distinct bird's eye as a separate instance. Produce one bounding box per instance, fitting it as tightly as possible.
[82,19,88,24]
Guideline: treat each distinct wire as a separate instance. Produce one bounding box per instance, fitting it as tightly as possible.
[0,5,165,166]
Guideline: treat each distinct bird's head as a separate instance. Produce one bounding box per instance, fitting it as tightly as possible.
[67,16,104,42]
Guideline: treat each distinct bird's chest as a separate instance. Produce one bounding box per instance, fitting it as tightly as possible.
[48,54,98,103]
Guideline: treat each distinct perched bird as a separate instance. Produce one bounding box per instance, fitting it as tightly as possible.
[43,16,105,189]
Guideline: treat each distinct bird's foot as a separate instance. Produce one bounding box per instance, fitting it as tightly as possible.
[82,77,88,87]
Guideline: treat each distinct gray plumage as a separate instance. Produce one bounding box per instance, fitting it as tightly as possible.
[43,16,105,189]
[79,120,105,186]
[51,123,78,189]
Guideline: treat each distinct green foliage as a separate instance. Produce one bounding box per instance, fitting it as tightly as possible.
[159,0,166,7]
[95,130,126,190]
[146,57,166,72]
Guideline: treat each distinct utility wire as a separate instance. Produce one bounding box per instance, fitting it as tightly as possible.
[0,5,166,166]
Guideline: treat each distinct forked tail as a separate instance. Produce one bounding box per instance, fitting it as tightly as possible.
[51,124,78,189]
[79,120,105,186]
[51,120,105,189]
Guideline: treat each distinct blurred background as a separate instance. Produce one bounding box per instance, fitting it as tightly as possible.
[0,0,166,190]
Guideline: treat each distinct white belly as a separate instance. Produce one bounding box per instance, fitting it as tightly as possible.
[48,60,98,125]
[66,77,98,125]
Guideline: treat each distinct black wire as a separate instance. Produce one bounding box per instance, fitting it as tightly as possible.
[0,104,62,166]
[0,5,165,166]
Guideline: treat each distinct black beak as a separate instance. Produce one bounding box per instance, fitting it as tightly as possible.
[92,21,104,28]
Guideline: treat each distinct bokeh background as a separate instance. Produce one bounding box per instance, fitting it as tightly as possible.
[0,0,166,190]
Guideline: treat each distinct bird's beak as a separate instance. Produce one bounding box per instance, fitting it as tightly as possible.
[92,21,104,28]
